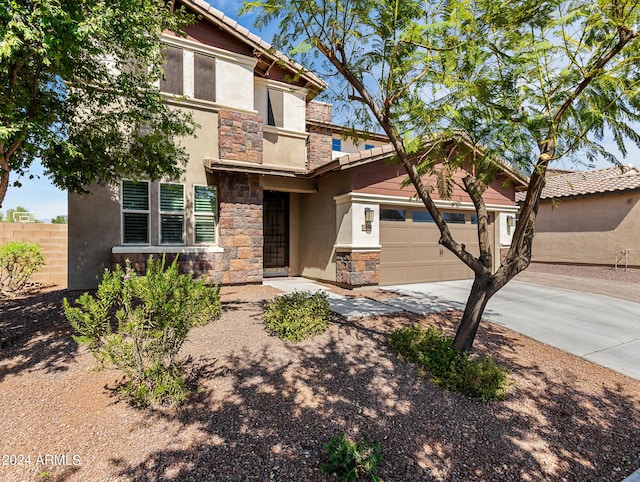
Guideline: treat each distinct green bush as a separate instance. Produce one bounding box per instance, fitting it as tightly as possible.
[263,290,330,342]
[65,255,221,408]
[388,325,508,402]
[0,241,45,296]
[320,433,381,482]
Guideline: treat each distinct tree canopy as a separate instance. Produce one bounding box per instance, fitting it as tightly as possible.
[0,0,197,208]
[245,0,640,351]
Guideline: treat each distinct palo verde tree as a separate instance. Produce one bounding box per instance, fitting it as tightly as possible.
[0,0,197,208]
[245,0,640,352]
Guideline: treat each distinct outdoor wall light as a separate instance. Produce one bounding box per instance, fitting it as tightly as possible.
[364,207,375,224]
[506,215,516,234]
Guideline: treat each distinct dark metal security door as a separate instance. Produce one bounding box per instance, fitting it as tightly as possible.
[263,191,289,277]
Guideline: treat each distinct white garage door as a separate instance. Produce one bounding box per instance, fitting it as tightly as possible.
[379,207,492,285]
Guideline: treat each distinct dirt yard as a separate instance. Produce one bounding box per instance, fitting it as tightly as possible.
[0,280,639,481]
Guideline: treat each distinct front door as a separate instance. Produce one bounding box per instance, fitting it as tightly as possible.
[263,191,289,277]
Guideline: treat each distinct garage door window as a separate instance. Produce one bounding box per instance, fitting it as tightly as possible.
[380,208,406,221]
[443,212,466,224]
[413,210,435,223]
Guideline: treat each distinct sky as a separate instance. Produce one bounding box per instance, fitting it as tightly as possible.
[3,0,638,220]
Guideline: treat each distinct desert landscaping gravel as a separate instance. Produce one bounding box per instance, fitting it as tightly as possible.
[1,271,639,481]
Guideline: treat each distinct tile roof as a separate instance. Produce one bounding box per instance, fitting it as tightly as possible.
[516,165,640,201]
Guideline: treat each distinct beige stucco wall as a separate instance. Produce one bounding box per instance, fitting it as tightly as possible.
[68,105,219,291]
[532,191,640,266]
[298,171,353,282]
[262,129,307,169]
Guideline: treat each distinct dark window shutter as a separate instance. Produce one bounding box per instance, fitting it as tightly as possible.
[194,52,215,102]
[160,46,183,95]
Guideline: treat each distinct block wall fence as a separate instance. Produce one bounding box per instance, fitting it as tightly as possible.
[0,223,68,287]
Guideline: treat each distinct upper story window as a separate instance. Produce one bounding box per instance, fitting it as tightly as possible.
[122,180,150,244]
[332,138,342,151]
[160,45,216,102]
[159,183,185,244]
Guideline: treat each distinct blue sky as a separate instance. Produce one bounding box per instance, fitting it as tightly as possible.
[3,1,638,220]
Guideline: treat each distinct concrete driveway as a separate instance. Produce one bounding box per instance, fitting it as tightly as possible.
[383,279,640,381]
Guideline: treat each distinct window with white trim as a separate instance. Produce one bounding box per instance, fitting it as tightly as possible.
[160,183,185,244]
[122,180,150,244]
[194,185,217,244]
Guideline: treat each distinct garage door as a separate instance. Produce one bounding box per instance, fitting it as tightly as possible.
[379,207,492,285]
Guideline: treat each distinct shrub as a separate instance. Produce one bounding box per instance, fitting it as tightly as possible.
[65,255,221,408]
[388,325,508,402]
[0,241,45,296]
[320,433,381,482]
[263,290,330,342]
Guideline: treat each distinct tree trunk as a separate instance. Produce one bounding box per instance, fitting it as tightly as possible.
[0,155,9,209]
[452,273,500,352]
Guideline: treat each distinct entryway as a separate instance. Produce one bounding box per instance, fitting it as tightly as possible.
[263,191,289,277]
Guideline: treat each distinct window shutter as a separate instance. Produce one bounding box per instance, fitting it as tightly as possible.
[160,45,183,95]
[122,181,148,210]
[194,186,216,244]
[160,184,184,211]
[194,52,215,102]
[160,184,184,244]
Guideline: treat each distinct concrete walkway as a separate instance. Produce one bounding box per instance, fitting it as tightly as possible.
[264,276,640,381]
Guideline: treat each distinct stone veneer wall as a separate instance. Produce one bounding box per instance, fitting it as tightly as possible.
[336,250,380,287]
[113,173,264,285]
[217,172,263,284]
[218,109,263,164]
[306,101,333,171]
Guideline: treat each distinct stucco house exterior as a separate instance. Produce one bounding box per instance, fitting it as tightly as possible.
[68,0,525,291]
[520,165,640,268]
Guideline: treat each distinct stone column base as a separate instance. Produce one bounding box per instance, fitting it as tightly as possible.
[336,250,380,287]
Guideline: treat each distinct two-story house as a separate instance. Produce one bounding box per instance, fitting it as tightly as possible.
[68,0,525,291]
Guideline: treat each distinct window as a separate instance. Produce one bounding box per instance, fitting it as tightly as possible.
[122,181,149,244]
[267,89,284,127]
[413,210,435,223]
[380,208,406,222]
[332,138,342,151]
[471,214,478,225]
[160,45,183,95]
[160,183,184,244]
[194,185,217,244]
[194,52,215,102]
[364,144,374,150]
[443,212,466,224]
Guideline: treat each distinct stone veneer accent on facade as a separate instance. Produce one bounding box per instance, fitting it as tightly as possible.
[336,250,380,287]
[218,109,263,163]
[112,173,264,285]
[306,101,333,171]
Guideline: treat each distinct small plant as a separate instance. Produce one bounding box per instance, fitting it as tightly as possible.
[389,325,509,402]
[0,241,45,296]
[320,433,381,482]
[263,290,330,342]
[65,255,221,408]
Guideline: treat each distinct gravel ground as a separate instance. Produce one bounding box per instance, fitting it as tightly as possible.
[1,278,639,481]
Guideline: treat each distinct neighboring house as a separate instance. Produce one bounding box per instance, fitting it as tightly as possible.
[518,165,640,268]
[68,0,525,290]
